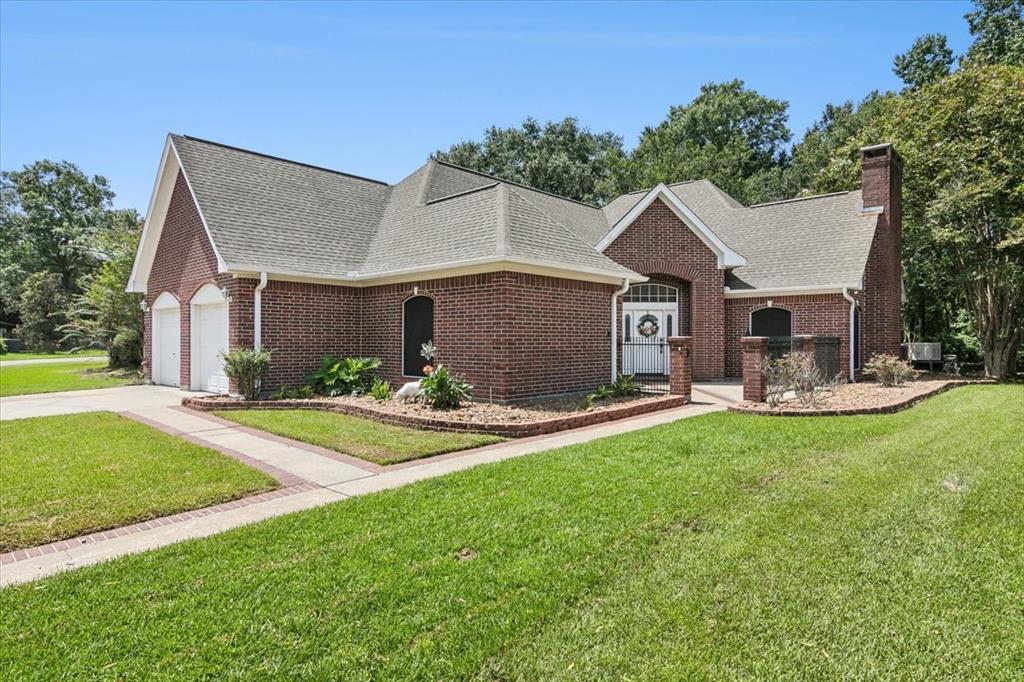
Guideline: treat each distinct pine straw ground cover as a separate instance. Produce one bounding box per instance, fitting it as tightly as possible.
[1,386,1021,680]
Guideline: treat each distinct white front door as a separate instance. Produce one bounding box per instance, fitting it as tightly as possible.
[194,303,229,393]
[621,283,679,376]
[153,307,180,387]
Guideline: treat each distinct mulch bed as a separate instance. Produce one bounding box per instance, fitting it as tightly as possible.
[183,393,688,438]
[730,375,994,417]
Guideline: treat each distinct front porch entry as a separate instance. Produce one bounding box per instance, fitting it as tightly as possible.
[622,283,678,391]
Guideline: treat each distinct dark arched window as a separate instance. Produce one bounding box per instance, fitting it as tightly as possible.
[403,296,434,376]
[750,307,792,337]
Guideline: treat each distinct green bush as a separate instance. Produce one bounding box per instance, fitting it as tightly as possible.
[865,354,916,387]
[305,356,381,396]
[0,338,6,355]
[221,348,272,401]
[369,377,392,401]
[109,329,142,369]
[16,272,68,352]
[419,365,472,409]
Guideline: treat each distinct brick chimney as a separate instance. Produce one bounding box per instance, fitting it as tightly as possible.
[860,143,903,362]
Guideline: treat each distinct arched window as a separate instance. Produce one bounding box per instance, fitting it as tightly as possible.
[403,296,434,376]
[750,307,792,337]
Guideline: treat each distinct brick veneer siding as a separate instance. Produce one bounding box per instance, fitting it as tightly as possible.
[143,171,231,387]
[740,336,769,402]
[668,336,693,399]
[358,272,614,402]
[861,146,903,361]
[724,294,853,378]
[603,198,725,380]
[215,272,614,402]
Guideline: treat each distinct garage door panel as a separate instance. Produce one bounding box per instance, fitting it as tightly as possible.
[153,307,181,387]
[194,303,228,393]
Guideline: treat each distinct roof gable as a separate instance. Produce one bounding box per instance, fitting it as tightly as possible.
[595,184,746,268]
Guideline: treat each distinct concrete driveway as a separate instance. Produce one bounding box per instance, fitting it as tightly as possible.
[0,384,194,420]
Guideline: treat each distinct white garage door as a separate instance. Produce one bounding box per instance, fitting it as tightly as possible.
[194,303,229,393]
[153,307,180,387]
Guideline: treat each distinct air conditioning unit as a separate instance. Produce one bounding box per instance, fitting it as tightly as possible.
[904,342,942,362]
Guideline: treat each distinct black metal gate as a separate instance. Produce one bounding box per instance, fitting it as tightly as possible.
[621,335,670,393]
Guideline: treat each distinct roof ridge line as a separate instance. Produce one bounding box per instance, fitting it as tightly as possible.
[507,185,628,269]
[749,190,852,208]
[422,182,499,205]
[432,159,600,209]
[495,184,510,257]
[175,134,390,186]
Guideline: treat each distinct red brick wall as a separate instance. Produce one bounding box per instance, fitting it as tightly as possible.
[358,272,614,401]
[143,171,229,387]
[861,146,903,360]
[724,294,853,378]
[603,198,725,380]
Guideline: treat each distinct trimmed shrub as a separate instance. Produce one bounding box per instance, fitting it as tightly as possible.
[221,348,272,401]
[865,354,915,387]
[419,365,472,409]
[610,373,641,397]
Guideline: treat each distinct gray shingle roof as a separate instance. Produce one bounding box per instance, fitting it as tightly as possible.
[169,135,879,290]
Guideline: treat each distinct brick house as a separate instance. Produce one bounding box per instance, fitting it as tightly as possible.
[128,135,901,401]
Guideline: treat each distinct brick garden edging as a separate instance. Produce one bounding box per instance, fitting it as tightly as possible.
[726,379,993,417]
[182,394,688,438]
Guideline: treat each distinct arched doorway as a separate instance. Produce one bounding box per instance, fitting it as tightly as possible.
[622,282,677,375]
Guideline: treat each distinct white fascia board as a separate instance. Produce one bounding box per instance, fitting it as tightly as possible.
[126,137,175,293]
[227,256,648,288]
[126,135,228,293]
[595,184,747,269]
[723,285,860,299]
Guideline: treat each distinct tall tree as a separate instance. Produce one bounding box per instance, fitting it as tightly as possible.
[893,34,955,89]
[868,64,1022,378]
[0,160,114,295]
[62,209,144,366]
[963,0,1024,66]
[629,80,791,205]
[433,117,625,204]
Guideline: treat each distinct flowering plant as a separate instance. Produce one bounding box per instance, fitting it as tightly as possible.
[422,364,434,375]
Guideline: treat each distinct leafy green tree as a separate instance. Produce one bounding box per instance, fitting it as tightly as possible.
[872,64,1022,378]
[894,34,955,89]
[964,0,1024,66]
[61,209,144,367]
[629,80,792,205]
[0,160,114,295]
[15,271,68,351]
[785,92,893,196]
[433,117,626,204]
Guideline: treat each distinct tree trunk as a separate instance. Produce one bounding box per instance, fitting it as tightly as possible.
[983,337,1019,380]
[971,268,1023,380]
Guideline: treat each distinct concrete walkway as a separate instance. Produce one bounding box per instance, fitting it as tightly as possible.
[0,355,108,367]
[0,385,734,586]
[0,384,189,420]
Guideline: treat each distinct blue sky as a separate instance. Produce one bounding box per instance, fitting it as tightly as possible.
[2,1,973,211]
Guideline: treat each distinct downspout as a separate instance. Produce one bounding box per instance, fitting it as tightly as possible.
[254,272,268,350]
[842,287,856,382]
[611,278,630,382]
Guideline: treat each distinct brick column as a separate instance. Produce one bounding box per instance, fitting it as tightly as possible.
[668,336,693,401]
[741,336,769,402]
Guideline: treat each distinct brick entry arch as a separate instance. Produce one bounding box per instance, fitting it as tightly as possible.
[603,198,726,380]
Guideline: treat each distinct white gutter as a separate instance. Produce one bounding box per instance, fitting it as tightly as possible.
[842,287,857,382]
[611,278,630,382]
[254,272,268,350]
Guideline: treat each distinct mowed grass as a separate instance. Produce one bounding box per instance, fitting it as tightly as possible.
[1,349,106,362]
[0,412,278,551]
[213,409,504,465]
[0,361,138,397]
[2,386,1022,680]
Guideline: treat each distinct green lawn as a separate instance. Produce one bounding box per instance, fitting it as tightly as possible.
[1,349,107,362]
[2,386,1022,680]
[213,409,504,465]
[0,412,278,551]
[0,361,138,396]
